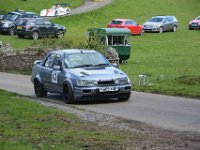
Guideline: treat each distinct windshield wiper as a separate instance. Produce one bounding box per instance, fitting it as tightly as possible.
[73,64,93,68]
[95,63,109,66]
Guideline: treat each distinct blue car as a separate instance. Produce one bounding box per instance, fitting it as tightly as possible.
[31,49,132,103]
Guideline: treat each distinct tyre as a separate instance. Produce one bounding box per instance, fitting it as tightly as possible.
[34,80,47,97]
[18,34,24,38]
[140,29,144,36]
[173,26,177,32]
[159,27,163,33]
[56,30,64,38]
[54,11,58,16]
[118,94,130,101]
[63,82,74,104]
[32,31,39,40]
[9,28,15,35]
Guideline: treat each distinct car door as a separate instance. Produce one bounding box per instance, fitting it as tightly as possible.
[41,53,56,91]
[125,20,138,34]
[35,18,46,35]
[50,54,64,93]
[44,20,57,35]
[162,17,170,31]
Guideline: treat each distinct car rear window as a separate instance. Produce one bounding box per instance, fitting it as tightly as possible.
[111,20,122,25]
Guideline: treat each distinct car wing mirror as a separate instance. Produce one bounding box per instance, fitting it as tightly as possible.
[53,65,61,71]
[34,60,42,65]
[112,62,119,68]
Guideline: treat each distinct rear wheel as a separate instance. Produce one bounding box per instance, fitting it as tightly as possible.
[63,82,74,104]
[32,31,39,40]
[34,80,47,97]
[56,30,64,38]
[9,28,15,35]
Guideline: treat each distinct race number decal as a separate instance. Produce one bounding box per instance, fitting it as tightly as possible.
[52,71,58,83]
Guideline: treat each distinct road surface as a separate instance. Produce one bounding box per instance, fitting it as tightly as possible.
[0,72,200,133]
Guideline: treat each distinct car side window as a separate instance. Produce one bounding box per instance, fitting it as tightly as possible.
[44,53,56,68]
[44,20,52,26]
[35,19,44,25]
[53,55,62,67]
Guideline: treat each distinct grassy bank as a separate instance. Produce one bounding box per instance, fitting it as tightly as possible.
[0,0,200,97]
[0,89,133,149]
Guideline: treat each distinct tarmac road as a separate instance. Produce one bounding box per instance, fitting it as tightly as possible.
[0,72,200,133]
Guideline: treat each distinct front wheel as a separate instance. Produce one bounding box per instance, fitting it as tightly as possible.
[173,26,177,32]
[63,82,74,104]
[118,94,130,101]
[34,80,47,97]
[9,28,15,35]
[159,27,163,33]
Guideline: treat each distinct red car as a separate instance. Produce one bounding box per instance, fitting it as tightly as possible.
[107,19,144,35]
[189,16,200,30]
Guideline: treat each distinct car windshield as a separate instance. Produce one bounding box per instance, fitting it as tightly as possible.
[149,17,163,23]
[111,20,122,25]
[3,13,19,21]
[64,52,110,68]
[196,16,200,20]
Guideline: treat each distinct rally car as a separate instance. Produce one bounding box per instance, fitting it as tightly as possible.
[40,4,71,17]
[31,49,132,103]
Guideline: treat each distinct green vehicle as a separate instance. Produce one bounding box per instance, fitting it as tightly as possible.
[87,28,131,61]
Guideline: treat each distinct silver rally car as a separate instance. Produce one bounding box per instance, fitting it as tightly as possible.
[31,49,132,103]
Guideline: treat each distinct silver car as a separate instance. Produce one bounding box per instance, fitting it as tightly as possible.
[143,16,178,33]
[31,49,132,103]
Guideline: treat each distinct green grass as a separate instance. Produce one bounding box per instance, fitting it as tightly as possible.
[0,89,133,149]
[0,0,200,97]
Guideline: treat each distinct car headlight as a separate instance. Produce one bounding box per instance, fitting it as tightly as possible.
[3,24,9,27]
[153,24,160,28]
[115,77,130,85]
[77,80,98,87]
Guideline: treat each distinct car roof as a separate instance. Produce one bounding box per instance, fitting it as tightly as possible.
[8,11,36,16]
[50,49,98,55]
[112,18,132,22]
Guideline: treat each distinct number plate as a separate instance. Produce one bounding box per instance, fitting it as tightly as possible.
[99,86,118,92]
[17,26,22,29]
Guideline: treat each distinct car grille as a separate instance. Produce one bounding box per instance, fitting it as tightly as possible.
[191,23,198,26]
[98,80,115,86]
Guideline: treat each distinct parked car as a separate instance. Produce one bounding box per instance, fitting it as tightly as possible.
[143,16,178,33]
[15,17,66,39]
[40,4,71,17]
[0,11,37,35]
[107,19,144,35]
[189,16,200,30]
[31,49,132,103]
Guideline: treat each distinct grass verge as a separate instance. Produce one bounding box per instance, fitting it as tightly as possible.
[0,89,133,150]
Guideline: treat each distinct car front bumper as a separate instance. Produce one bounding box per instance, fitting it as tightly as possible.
[73,85,132,100]
[189,24,200,29]
[0,26,10,32]
[143,27,160,32]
